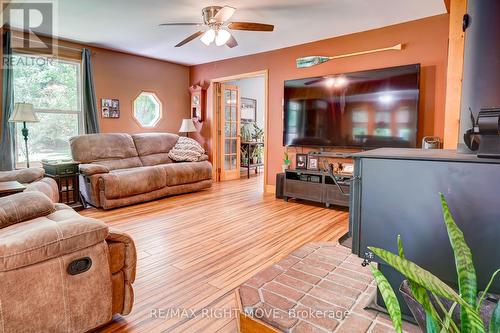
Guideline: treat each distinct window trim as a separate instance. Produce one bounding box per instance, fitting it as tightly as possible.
[12,54,84,166]
[132,90,163,128]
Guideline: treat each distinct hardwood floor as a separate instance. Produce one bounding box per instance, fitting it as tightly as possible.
[82,175,349,332]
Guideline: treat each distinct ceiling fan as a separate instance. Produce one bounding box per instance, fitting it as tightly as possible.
[159,6,274,48]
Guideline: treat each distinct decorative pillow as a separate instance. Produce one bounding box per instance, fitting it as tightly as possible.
[168,137,206,162]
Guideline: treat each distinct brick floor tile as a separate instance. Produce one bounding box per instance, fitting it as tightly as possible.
[263,281,305,302]
[335,313,372,333]
[293,305,339,331]
[314,249,349,260]
[325,272,370,291]
[339,261,373,276]
[302,258,337,272]
[275,274,315,293]
[276,256,301,270]
[317,279,361,299]
[371,323,396,333]
[246,265,283,288]
[262,289,296,312]
[299,295,348,314]
[334,267,373,283]
[286,268,322,285]
[292,246,316,259]
[239,285,261,308]
[308,287,355,309]
[351,292,377,319]
[292,321,327,333]
[292,262,330,278]
[307,253,343,266]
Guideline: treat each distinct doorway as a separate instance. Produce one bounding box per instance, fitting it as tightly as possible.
[211,71,268,188]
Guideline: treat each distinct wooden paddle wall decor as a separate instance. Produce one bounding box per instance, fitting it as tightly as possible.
[296,43,403,68]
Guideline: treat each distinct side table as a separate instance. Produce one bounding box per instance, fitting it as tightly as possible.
[0,181,26,198]
[42,160,83,210]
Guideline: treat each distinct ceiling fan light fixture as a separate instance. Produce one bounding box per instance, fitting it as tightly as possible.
[200,29,216,45]
[215,29,231,46]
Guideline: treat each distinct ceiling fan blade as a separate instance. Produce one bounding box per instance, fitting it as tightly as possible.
[228,22,274,32]
[175,31,204,47]
[226,35,238,48]
[159,23,203,26]
[214,6,236,23]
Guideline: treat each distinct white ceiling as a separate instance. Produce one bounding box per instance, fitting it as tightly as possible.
[8,0,446,66]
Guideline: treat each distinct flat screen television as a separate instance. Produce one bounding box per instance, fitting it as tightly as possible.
[283,64,420,148]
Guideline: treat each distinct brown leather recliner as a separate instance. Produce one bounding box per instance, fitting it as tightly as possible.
[0,191,136,333]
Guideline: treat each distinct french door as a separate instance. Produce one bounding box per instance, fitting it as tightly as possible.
[219,84,241,181]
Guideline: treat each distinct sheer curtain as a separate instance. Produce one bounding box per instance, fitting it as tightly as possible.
[82,48,100,134]
[0,30,15,171]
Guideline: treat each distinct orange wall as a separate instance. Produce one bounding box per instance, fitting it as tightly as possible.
[189,15,450,185]
[91,47,190,134]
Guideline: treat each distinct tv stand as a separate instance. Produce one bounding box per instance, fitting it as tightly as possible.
[283,169,351,208]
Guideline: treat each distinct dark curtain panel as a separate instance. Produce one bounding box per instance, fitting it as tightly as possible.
[82,48,100,134]
[0,30,15,171]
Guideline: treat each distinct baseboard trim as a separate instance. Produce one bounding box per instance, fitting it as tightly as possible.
[264,184,276,194]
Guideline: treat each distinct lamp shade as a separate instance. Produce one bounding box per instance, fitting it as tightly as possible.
[178,118,197,133]
[9,103,39,123]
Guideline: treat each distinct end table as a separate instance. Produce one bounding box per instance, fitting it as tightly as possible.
[42,160,83,210]
[0,181,26,198]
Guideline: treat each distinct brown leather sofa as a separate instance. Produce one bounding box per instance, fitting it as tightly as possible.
[70,133,212,209]
[0,167,59,202]
[0,191,136,333]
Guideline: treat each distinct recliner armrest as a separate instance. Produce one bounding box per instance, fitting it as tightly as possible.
[0,192,55,229]
[0,168,44,183]
[80,163,110,176]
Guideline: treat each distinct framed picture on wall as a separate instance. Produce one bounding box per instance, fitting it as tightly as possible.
[101,98,120,118]
[241,97,257,123]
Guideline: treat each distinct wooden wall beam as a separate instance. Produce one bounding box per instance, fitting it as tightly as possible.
[443,0,467,149]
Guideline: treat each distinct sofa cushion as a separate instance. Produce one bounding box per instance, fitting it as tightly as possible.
[70,133,142,170]
[0,208,108,271]
[0,192,55,229]
[163,161,212,186]
[132,133,179,166]
[101,166,166,199]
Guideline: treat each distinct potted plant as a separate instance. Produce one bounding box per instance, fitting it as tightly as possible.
[282,152,291,172]
[369,194,500,333]
[241,124,252,142]
[251,145,263,164]
[252,123,264,142]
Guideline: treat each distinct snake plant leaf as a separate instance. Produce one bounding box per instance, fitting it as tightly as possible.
[439,302,458,333]
[369,246,485,332]
[440,193,478,332]
[477,269,500,310]
[370,264,402,333]
[397,236,442,331]
[369,246,462,302]
[490,300,500,333]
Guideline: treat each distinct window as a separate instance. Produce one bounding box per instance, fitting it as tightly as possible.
[13,54,82,164]
[133,92,162,127]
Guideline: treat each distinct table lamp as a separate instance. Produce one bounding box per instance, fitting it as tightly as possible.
[9,102,39,168]
[178,118,197,138]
